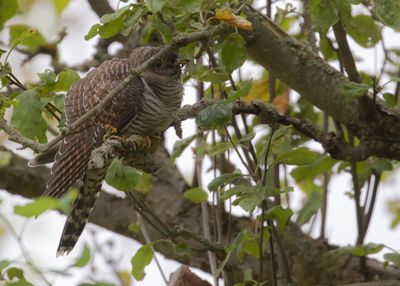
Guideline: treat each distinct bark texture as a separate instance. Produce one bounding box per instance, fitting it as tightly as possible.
[241,6,400,161]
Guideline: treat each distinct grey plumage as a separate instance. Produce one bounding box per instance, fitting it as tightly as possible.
[30,46,184,256]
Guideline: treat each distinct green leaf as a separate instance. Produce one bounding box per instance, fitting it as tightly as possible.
[232,230,261,262]
[7,267,25,280]
[291,156,337,182]
[0,260,10,272]
[207,173,243,192]
[208,141,232,157]
[146,0,166,13]
[188,63,229,83]
[384,252,400,267]
[151,17,173,43]
[173,241,191,257]
[101,5,131,23]
[238,194,264,212]
[128,223,141,233]
[183,187,208,203]
[341,82,370,98]
[14,197,58,217]
[196,101,233,130]
[383,92,396,107]
[121,5,145,36]
[105,159,150,192]
[57,189,78,214]
[200,71,229,83]
[54,70,80,92]
[131,245,154,281]
[221,185,276,201]
[390,211,400,228]
[227,81,252,103]
[0,150,12,168]
[11,90,47,143]
[9,25,46,53]
[370,158,393,173]
[171,133,197,161]
[134,172,152,193]
[345,14,381,48]
[51,0,69,15]
[84,24,101,40]
[376,0,400,30]
[0,0,19,29]
[296,191,321,225]
[339,243,384,257]
[6,280,34,286]
[74,245,91,267]
[99,17,125,39]
[310,0,338,35]
[220,33,246,72]
[266,206,293,231]
[274,147,320,165]
[38,69,57,85]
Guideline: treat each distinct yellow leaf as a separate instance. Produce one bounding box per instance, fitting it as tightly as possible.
[216,8,252,30]
[245,80,269,101]
[272,92,289,113]
[118,271,132,286]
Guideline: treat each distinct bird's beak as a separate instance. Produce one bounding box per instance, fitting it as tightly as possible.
[175,58,190,66]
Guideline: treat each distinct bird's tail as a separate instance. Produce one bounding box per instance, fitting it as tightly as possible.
[56,166,107,256]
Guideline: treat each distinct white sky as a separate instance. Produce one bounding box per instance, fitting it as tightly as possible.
[0,0,400,285]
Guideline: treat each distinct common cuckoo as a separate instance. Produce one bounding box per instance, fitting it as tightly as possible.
[29,46,184,256]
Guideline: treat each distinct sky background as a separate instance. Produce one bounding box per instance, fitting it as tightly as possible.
[0,0,400,285]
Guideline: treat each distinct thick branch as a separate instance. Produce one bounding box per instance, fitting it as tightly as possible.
[0,119,41,153]
[241,5,400,160]
[173,100,376,161]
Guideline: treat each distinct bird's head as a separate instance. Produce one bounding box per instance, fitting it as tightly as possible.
[129,46,188,81]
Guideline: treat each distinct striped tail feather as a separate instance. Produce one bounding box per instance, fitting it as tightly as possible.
[40,127,107,255]
[44,131,94,199]
[57,166,108,256]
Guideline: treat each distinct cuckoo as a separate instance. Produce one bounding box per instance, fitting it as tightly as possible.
[29,46,184,256]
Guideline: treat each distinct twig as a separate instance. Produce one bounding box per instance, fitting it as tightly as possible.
[301,0,318,54]
[0,214,52,286]
[223,125,255,179]
[320,113,330,239]
[196,155,219,285]
[259,128,275,284]
[332,17,373,117]
[362,172,381,240]
[136,212,168,285]
[0,119,42,152]
[350,137,367,275]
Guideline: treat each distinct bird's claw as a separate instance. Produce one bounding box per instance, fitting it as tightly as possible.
[103,124,118,141]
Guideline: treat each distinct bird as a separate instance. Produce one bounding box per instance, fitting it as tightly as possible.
[28,46,184,256]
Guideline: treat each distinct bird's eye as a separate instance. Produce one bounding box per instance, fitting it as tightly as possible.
[154,61,163,68]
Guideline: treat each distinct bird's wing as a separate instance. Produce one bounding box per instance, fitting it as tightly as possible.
[44,58,144,199]
[53,58,146,255]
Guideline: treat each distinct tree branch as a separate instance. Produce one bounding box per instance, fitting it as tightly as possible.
[173,100,379,161]
[241,5,400,160]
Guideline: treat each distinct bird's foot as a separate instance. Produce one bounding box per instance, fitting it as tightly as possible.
[103,124,118,141]
[173,122,183,139]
